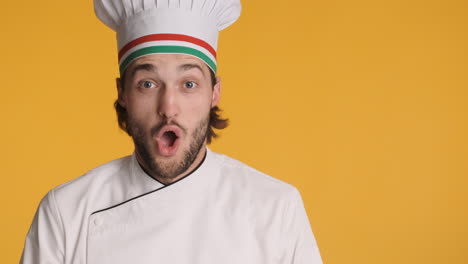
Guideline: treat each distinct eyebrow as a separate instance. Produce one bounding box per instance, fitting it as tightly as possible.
[130,63,156,78]
[177,63,205,77]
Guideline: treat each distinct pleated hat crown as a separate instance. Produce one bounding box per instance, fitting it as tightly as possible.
[94,0,241,74]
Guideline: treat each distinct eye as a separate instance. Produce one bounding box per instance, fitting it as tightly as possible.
[138,80,156,89]
[183,81,197,89]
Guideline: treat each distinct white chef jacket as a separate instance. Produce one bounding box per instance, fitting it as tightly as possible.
[21,148,322,264]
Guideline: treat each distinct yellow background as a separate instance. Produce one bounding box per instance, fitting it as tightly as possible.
[2,0,467,263]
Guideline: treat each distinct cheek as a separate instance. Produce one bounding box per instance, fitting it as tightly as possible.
[126,96,158,122]
[183,95,212,117]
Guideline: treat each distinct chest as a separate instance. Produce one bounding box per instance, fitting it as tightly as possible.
[85,195,281,264]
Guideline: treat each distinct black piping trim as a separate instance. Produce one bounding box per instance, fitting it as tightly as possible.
[90,151,207,216]
[146,172,168,186]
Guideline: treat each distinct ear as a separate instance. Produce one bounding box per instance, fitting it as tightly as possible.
[211,76,221,107]
[116,77,126,108]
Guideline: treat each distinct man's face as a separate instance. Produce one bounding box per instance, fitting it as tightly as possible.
[118,54,220,180]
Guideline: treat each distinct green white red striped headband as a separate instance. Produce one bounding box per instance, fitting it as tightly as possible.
[118,33,217,74]
[94,0,241,75]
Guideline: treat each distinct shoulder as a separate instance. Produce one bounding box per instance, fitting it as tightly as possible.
[211,152,300,203]
[209,151,306,244]
[46,155,134,218]
[52,155,131,197]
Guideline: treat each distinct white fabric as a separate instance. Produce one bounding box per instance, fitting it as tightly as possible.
[94,0,241,52]
[20,148,322,264]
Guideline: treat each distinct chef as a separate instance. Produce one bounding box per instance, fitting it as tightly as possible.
[20,0,323,263]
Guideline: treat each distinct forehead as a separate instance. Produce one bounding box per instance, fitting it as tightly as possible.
[125,53,211,75]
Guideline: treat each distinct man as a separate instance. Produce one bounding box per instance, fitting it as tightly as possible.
[21,0,323,263]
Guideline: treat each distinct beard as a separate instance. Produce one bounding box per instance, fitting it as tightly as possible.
[127,114,209,180]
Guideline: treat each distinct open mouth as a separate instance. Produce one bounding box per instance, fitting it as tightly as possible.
[156,125,182,156]
[161,130,178,147]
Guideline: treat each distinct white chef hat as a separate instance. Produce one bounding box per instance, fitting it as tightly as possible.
[94,0,241,74]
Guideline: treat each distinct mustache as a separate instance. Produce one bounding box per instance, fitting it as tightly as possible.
[150,119,187,137]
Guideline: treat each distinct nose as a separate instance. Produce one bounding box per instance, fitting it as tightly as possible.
[157,86,180,120]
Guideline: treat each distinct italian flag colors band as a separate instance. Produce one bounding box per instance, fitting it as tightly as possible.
[118,33,217,74]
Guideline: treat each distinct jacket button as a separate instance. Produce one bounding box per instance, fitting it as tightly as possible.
[94,218,103,226]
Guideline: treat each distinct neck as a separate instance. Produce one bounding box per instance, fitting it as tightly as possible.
[136,145,207,185]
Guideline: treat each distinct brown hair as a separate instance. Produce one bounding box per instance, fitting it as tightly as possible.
[115,70,228,144]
